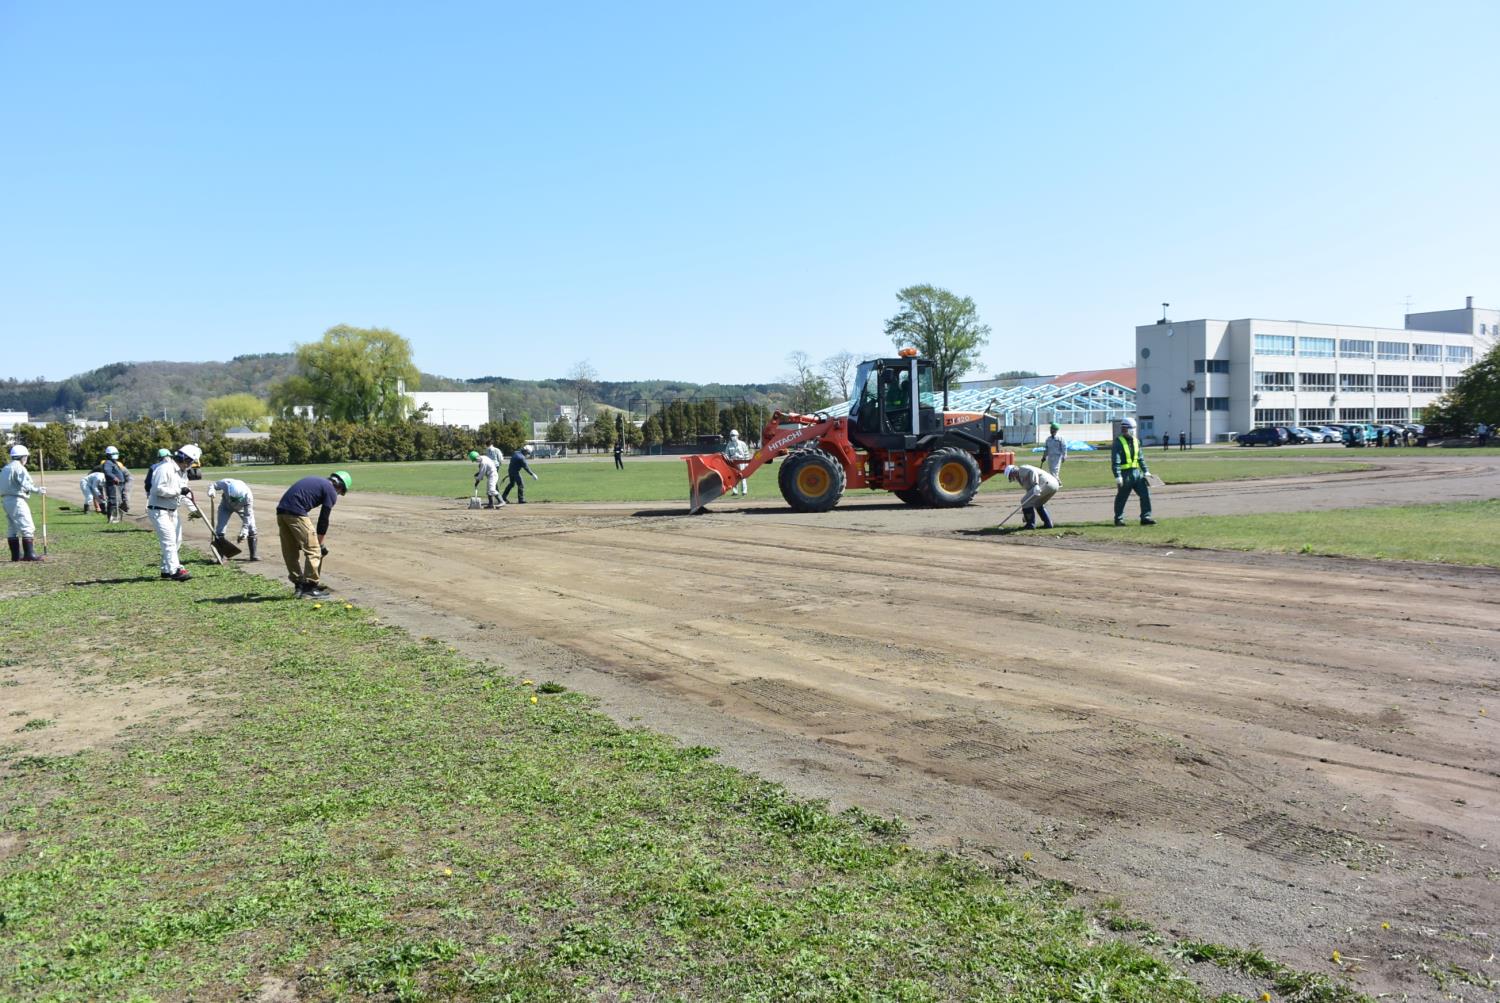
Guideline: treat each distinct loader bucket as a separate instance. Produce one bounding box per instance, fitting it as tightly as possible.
[685,454,738,513]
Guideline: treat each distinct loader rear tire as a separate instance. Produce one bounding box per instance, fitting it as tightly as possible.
[894,489,927,506]
[780,449,845,512]
[918,447,980,507]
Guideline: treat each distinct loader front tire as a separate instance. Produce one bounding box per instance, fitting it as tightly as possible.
[918,447,981,507]
[780,449,846,513]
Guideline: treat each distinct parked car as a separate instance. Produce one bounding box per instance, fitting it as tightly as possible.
[1236,427,1288,446]
[1308,426,1341,443]
[530,444,562,459]
[1341,424,1378,447]
[1284,426,1321,444]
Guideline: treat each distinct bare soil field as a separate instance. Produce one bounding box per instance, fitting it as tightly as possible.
[237,452,1500,999]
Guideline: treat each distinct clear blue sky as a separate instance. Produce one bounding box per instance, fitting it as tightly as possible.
[2,1,1497,386]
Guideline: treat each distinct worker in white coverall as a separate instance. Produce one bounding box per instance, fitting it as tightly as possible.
[1042,423,1067,481]
[469,450,503,508]
[80,470,106,513]
[1005,463,1060,530]
[723,429,752,495]
[3,444,46,562]
[208,478,259,561]
[147,444,202,582]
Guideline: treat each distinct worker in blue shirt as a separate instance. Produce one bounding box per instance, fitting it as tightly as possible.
[275,470,351,598]
[501,446,539,504]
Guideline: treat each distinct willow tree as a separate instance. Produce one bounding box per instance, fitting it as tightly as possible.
[270,325,419,424]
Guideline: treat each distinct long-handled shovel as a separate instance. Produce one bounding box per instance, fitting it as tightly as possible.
[996,502,1025,531]
[206,494,242,560]
[38,451,49,556]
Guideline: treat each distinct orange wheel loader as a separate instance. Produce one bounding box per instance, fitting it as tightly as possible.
[686,350,1016,513]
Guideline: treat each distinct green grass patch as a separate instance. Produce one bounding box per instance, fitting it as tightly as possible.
[160,449,1376,506]
[0,504,1245,1001]
[1054,500,1500,567]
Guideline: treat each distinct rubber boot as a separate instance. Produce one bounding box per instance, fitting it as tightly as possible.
[7,538,19,562]
[1039,506,1054,529]
[247,532,259,562]
[22,538,41,562]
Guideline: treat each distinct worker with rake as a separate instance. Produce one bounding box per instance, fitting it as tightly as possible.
[470,450,503,508]
[1004,464,1059,530]
[3,444,47,562]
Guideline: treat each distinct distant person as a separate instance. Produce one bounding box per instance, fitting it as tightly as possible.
[3,444,46,562]
[1111,417,1155,526]
[101,446,131,521]
[1478,422,1490,447]
[614,439,624,470]
[1005,464,1059,530]
[1042,423,1067,481]
[207,477,259,561]
[723,429,751,495]
[1179,431,1187,451]
[485,442,505,468]
[470,450,503,508]
[80,469,105,514]
[502,446,539,504]
[276,470,351,598]
[1161,431,1170,452]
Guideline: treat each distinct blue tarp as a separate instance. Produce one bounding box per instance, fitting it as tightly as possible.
[1029,440,1098,453]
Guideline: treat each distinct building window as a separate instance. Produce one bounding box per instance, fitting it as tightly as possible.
[1412,375,1443,391]
[1338,339,1374,359]
[1254,408,1294,427]
[1193,397,1229,411]
[1412,343,1442,362]
[1254,371,1294,391]
[1447,345,1474,365]
[1299,408,1333,423]
[1339,373,1373,391]
[1300,372,1336,392]
[1377,408,1409,422]
[1377,375,1409,393]
[1412,407,1426,422]
[1192,359,1229,373]
[1377,341,1409,361]
[1446,376,1461,389]
[1339,408,1373,422]
[1299,336,1335,358]
[1253,334,1295,356]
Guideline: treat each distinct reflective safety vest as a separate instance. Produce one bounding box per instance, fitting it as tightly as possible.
[1117,435,1139,470]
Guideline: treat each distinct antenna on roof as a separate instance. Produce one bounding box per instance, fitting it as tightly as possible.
[1402,294,1413,315]
[1159,302,1170,324]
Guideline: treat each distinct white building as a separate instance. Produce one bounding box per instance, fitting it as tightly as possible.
[0,411,29,434]
[1135,298,1490,444]
[407,391,489,430]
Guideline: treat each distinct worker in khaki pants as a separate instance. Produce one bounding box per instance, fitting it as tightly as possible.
[275,470,351,599]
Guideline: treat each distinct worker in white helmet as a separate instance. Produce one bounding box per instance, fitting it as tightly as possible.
[80,469,106,514]
[1004,463,1059,530]
[207,477,260,561]
[101,445,132,522]
[147,445,203,581]
[2,444,46,561]
[723,429,752,495]
[469,450,503,508]
[1111,417,1155,526]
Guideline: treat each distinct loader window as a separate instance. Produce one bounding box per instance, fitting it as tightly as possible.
[916,365,936,407]
[850,362,879,428]
[881,368,912,435]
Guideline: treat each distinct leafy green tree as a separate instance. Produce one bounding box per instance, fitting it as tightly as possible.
[269,325,419,424]
[545,417,573,445]
[884,284,991,389]
[1423,340,1500,432]
[204,393,270,430]
[13,423,74,469]
[268,417,313,465]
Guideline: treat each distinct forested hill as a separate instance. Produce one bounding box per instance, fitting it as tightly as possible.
[1,355,793,425]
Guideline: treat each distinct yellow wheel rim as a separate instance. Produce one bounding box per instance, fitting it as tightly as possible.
[938,461,969,493]
[797,466,831,497]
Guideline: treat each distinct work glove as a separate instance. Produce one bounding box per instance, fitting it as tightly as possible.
[320,545,329,557]
[207,487,217,499]
[181,487,193,498]
[35,486,46,495]
[1114,476,1123,488]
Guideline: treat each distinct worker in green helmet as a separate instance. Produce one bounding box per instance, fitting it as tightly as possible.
[470,449,503,508]
[1111,417,1156,526]
[275,470,351,598]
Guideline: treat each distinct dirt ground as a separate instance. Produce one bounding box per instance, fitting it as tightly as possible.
[196,453,1500,996]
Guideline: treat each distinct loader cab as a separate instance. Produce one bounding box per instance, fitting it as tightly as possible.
[849,354,939,443]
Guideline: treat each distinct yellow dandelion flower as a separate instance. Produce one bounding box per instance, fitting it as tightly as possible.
[442,867,452,876]
[1261,993,1271,1002]
[530,695,538,704]
[1331,949,1342,964]
[1380,922,1390,930]
[1022,851,1033,861]
[522,679,534,686]
[313,603,322,610]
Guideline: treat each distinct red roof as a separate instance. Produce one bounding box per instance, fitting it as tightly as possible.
[1054,367,1136,389]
